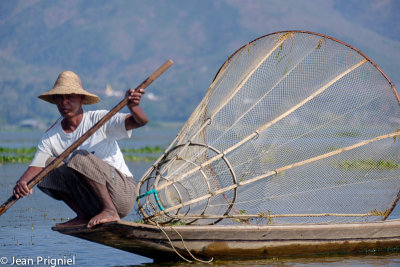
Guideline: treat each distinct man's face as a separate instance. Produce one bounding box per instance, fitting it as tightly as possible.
[54,94,84,118]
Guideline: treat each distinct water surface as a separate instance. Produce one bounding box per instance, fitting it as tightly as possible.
[1,130,400,266]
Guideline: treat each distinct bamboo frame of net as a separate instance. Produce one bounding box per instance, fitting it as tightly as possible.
[144,130,400,221]
[137,31,400,224]
[153,58,367,192]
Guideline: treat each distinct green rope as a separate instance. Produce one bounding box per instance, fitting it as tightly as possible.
[137,188,165,211]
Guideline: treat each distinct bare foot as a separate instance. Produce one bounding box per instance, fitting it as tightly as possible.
[55,217,89,228]
[87,209,120,228]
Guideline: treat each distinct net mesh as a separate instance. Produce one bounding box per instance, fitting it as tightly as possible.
[137,31,400,225]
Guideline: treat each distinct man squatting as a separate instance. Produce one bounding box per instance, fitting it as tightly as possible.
[13,71,148,228]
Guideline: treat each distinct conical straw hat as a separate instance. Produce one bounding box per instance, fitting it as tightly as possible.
[38,71,100,105]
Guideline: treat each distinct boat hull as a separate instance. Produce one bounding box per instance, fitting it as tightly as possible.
[53,219,400,261]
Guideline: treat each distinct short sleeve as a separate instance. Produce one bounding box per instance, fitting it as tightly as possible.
[104,113,132,140]
[29,135,53,167]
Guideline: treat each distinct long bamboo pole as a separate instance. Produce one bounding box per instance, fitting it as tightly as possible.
[0,59,174,217]
[189,36,320,161]
[150,34,294,190]
[154,59,367,192]
[209,32,293,120]
[168,212,382,220]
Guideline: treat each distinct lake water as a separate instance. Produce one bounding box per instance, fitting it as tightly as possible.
[1,129,400,266]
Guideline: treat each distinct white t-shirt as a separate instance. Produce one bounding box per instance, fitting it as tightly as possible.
[30,110,133,177]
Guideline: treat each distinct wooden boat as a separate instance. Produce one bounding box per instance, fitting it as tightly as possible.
[53,219,400,262]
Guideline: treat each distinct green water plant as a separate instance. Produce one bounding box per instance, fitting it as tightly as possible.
[123,155,158,162]
[0,155,34,164]
[335,131,360,137]
[121,146,164,154]
[0,147,37,154]
[0,146,164,164]
[336,159,399,171]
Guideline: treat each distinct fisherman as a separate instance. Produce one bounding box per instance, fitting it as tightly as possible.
[13,71,148,228]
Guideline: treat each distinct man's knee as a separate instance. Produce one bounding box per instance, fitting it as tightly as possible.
[67,150,107,185]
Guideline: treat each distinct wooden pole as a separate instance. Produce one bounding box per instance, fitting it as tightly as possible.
[153,59,367,192]
[209,33,293,121]
[0,59,174,217]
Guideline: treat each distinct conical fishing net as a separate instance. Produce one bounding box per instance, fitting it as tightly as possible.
[137,31,400,225]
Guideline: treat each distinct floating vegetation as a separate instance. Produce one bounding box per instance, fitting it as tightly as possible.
[123,155,158,162]
[258,210,274,224]
[121,146,164,154]
[335,131,361,137]
[0,147,37,154]
[0,147,37,164]
[336,159,400,171]
[0,155,34,164]
[121,146,163,162]
[168,221,187,226]
[0,146,33,164]
[0,146,164,164]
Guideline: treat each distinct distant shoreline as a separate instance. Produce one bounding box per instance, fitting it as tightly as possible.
[0,120,184,132]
